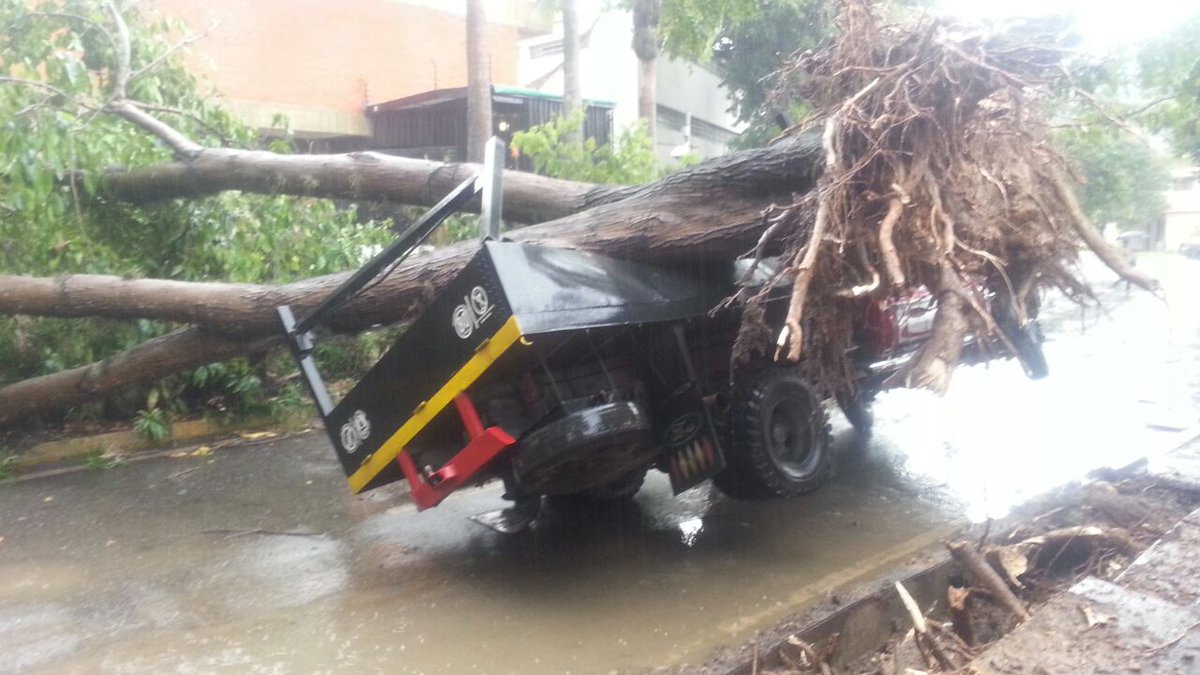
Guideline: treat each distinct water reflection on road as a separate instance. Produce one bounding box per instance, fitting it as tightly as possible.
[0,255,1196,674]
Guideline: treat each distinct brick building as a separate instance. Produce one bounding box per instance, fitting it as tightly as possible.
[142,0,544,140]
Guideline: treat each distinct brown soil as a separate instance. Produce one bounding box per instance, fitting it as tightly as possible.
[683,473,1200,675]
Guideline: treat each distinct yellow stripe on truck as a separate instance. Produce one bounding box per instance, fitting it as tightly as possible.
[347,316,525,493]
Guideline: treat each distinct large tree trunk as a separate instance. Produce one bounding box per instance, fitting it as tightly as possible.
[99,150,612,224]
[0,328,277,429]
[96,130,823,224]
[465,0,493,163]
[0,136,824,425]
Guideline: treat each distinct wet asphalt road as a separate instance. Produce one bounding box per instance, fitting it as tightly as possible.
[1,254,1198,674]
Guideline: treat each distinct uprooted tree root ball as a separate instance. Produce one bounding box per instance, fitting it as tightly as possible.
[736,0,1158,397]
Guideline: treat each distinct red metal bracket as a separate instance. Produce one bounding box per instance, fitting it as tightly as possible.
[396,392,515,510]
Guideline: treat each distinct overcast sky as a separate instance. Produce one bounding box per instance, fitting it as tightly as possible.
[932,0,1198,52]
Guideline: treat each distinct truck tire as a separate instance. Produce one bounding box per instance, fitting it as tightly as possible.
[513,401,656,496]
[713,369,831,500]
[836,388,876,434]
[994,298,1049,380]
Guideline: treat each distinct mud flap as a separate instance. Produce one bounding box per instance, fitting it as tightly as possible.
[648,324,726,495]
[660,399,725,495]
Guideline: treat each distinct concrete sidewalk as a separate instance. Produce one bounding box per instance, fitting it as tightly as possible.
[973,436,1200,675]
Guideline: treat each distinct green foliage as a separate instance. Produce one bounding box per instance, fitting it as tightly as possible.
[0,1,396,423]
[265,383,312,429]
[80,448,128,471]
[511,111,662,184]
[0,454,19,480]
[134,408,171,442]
[1139,13,1200,161]
[657,0,760,61]
[711,1,832,135]
[1057,124,1169,232]
[187,361,264,410]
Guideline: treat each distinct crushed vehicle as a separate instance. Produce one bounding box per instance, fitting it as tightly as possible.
[279,139,1046,530]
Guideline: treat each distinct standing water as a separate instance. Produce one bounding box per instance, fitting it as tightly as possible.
[0,254,1196,674]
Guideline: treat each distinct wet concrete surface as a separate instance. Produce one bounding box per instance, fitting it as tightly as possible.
[1,254,1198,673]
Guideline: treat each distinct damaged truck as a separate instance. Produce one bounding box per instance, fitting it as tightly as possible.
[279,139,1046,531]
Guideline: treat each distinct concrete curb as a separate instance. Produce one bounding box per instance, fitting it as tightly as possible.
[14,416,282,468]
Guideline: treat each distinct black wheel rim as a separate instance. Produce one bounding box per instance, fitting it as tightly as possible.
[764,393,819,479]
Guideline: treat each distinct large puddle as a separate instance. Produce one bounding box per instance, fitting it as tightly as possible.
[1,254,1197,674]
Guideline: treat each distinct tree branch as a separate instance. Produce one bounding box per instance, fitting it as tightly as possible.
[128,101,238,147]
[0,327,276,428]
[105,0,132,100]
[24,11,113,39]
[0,76,72,100]
[130,20,220,83]
[106,99,204,157]
[93,2,203,158]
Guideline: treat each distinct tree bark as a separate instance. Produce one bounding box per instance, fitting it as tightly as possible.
[0,328,277,428]
[466,0,493,163]
[99,149,612,224]
[100,133,825,220]
[561,0,583,149]
[97,132,823,222]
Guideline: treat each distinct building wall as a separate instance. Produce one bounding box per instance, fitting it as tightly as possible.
[517,7,743,162]
[1165,168,1200,251]
[141,0,529,137]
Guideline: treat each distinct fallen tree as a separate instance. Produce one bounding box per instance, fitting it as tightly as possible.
[0,188,782,426]
[0,0,1155,427]
[0,138,822,334]
[96,131,827,224]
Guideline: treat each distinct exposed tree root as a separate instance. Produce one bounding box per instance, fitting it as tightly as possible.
[742,0,1159,393]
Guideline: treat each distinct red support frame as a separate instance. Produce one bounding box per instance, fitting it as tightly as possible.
[396,392,515,510]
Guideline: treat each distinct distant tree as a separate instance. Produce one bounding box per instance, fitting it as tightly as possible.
[709,0,833,147]
[657,0,760,59]
[1057,125,1169,233]
[466,0,493,162]
[1139,12,1200,162]
[620,0,835,148]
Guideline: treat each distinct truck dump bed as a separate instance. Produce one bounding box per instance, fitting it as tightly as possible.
[327,241,729,492]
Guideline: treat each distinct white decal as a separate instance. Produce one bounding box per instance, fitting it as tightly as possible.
[452,286,493,339]
[339,409,371,454]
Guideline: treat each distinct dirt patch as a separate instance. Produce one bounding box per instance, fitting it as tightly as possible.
[679,473,1200,674]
